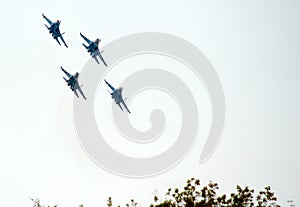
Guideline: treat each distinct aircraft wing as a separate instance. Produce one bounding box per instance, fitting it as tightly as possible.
[117,103,123,111]
[61,66,72,78]
[93,56,100,64]
[59,34,68,48]
[77,86,87,100]
[121,99,131,113]
[80,32,92,44]
[74,89,79,98]
[95,50,107,66]
[55,38,61,46]
[42,13,53,25]
[74,82,87,100]
[104,80,115,91]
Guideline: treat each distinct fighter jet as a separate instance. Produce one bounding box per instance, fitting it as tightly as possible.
[80,32,107,66]
[42,13,68,48]
[61,66,86,100]
[104,79,130,113]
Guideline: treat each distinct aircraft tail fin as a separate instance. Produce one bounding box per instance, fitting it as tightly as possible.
[44,24,49,30]
[63,77,68,82]
[82,43,88,49]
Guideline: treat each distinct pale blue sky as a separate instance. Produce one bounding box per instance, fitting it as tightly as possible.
[0,0,299,206]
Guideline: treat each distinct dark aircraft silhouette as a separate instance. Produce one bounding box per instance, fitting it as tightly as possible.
[42,13,68,48]
[61,66,86,100]
[105,79,130,113]
[80,32,107,66]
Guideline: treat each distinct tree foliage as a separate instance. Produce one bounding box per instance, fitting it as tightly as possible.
[30,178,280,207]
[108,178,280,207]
[147,178,280,207]
[29,198,57,207]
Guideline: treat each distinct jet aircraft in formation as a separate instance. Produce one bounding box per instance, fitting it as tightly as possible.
[80,33,107,66]
[42,13,68,48]
[43,14,131,113]
[105,79,131,114]
[61,66,87,100]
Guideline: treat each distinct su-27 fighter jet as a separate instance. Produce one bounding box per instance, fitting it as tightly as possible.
[61,66,87,100]
[80,32,107,66]
[42,13,68,48]
[105,79,131,113]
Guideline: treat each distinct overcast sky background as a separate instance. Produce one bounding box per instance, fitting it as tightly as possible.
[0,0,299,206]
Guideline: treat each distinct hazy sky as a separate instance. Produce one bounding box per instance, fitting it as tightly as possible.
[0,0,299,206]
